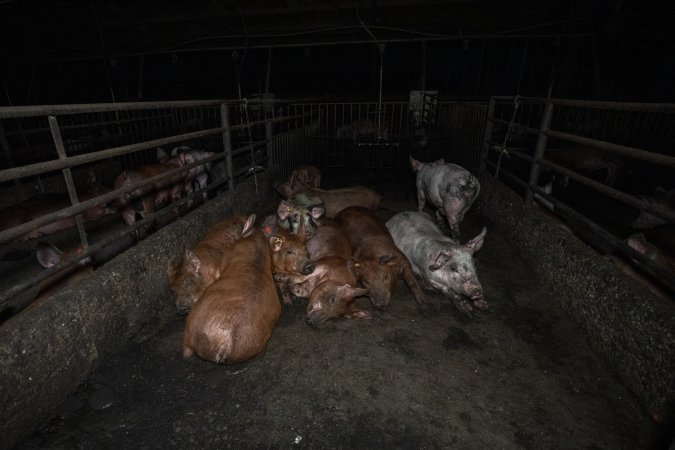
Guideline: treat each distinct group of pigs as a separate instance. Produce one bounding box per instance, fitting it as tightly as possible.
[167,157,488,365]
[0,146,215,242]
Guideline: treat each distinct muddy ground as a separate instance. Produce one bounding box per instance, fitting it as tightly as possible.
[14,169,657,449]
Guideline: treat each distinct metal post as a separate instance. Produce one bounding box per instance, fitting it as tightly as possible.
[0,121,19,186]
[478,97,496,174]
[524,101,554,205]
[220,104,234,190]
[48,115,89,248]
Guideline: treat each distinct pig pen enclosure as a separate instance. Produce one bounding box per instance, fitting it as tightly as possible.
[0,96,674,449]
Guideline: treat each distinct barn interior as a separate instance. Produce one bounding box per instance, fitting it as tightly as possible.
[0,1,674,449]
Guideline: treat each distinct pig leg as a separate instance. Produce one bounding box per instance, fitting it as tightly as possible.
[401,263,428,307]
[416,188,427,212]
[344,307,371,320]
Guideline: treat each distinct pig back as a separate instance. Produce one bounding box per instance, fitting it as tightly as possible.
[418,163,479,208]
[307,218,352,261]
[182,231,281,364]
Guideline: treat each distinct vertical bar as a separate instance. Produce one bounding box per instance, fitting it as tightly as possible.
[48,115,89,248]
[0,121,20,186]
[478,97,496,174]
[524,101,554,205]
[220,104,234,190]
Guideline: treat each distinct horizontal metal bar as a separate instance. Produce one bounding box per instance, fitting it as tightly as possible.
[0,100,243,119]
[491,96,675,113]
[487,117,539,135]
[530,185,675,299]
[538,158,675,224]
[484,159,527,188]
[0,127,226,183]
[0,151,228,243]
[0,174,230,309]
[231,139,268,157]
[545,130,675,167]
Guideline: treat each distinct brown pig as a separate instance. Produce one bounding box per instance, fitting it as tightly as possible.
[166,213,257,314]
[287,165,321,189]
[268,223,315,305]
[0,172,116,241]
[182,230,281,365]
[275,219,370,326]
[335,206,427,309]
[275,181,381,219]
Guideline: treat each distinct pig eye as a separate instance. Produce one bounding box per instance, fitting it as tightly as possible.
[286,249,294,255]
[450,264,459,273]
[329,296,337,305]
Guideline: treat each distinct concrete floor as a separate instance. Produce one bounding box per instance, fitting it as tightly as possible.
[15,167,657,449]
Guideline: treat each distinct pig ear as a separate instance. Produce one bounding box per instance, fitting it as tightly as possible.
[185,249,201,274]
[310,204,325,219]
[466,227,487,253]
[627,233,657,259]
[409,155,421,172]
[274,182,291,199]
[429,252,451,272]
[338,284,368,300]
[157,147,168,163]
[260,215,276,238]
[242,214,257,237]
[269,235,284,252]
[36,242,63,268]
[277,200,292,220]
[166,256,180,279]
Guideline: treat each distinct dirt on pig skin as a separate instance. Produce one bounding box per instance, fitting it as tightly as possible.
[19,169,655,449]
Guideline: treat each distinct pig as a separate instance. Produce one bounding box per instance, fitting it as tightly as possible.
[164,146,216,204]
[335,206,427,309]
[260,194,325,238]
[268,222,316,305]
[113,149,193,226]
[631,187,675,230]
[274,219,370,326]
[182,230,281,365]
[410,156,480,240]
[166,213,257,314]
[386,211,488,315]
[545,144,626,187]
[275,181,381,219]
[33,242,95,302]
[336,119,391,141]
[0,172,116,241]
[287,165,321,189]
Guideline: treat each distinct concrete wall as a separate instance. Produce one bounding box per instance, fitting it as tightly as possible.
[476,172,675,423]
[0,171,278,448]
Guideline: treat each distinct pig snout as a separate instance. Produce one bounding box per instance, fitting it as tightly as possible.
[302,262,315,275]
[470,289,489,311]
[306,303,323,327]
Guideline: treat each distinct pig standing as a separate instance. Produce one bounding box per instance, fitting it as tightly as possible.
[260,194,325,238]
[386,211,488,315]
[182,230,281,364]
[166,213,256,314]
[274,219,370,326]
[335,206,427,309]
[287,165,321,189]
[275,181,381,219]
[0,172,116,241]
[410,156,480,240]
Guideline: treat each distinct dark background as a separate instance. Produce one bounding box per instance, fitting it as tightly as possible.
[0,0,672,105]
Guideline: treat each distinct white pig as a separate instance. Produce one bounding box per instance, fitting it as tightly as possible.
[386,211,487,315]
[410,156,480,240]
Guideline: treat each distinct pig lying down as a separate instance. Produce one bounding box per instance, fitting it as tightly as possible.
[336,206,427,309]
[387,211,488,315]
[275,180,381,219]
[166,213,256,314]
[274,219,370,326]
[182,229,281,365]
[260,195,325,238]
[410,156,480,240]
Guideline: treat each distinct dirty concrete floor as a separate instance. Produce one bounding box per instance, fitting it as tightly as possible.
[17,169,656,449]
